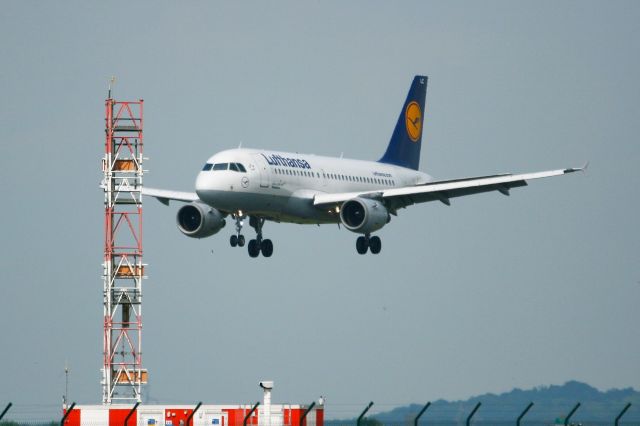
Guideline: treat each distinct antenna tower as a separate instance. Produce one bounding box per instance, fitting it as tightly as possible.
[102,96,147,403]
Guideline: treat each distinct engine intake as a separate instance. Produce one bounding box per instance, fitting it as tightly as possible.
[339,197,389,234]
[176,202,226,238]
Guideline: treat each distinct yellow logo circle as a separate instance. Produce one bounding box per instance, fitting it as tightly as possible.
[405,101,422,142]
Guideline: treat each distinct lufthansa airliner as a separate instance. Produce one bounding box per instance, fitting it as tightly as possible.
[143,76,584,257]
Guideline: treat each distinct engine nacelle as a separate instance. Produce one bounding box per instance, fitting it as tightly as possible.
[176,202,226,238]
[339,197,390,234]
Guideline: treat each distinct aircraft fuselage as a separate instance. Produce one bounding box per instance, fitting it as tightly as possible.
[195,148,432,224]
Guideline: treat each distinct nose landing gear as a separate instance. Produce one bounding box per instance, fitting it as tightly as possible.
[229,212,246,247]
[356,234,382,255]
[247,216,273,258]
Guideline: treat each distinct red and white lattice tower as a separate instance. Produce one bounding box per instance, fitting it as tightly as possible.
[102,98,147,403]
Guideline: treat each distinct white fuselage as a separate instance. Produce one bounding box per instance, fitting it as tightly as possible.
[195,148,432,224]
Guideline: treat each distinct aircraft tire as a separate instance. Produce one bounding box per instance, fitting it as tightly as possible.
[261,239,273,257]
[248,239,260,257]
[237,234,245,247]
[356,236,368,254]
[230,234,238,247]
[369,236,382,254]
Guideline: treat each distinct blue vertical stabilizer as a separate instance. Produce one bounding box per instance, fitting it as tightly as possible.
[378,75,428,170]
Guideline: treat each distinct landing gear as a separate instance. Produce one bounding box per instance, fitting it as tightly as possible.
[261,239,274,257]
[247,216,274,258]
[356,236,368,254]
[369,236,381,254]
[230,213,246,247]
[248,239,260,257]
[230,234,245,247]
[355,234,382,255]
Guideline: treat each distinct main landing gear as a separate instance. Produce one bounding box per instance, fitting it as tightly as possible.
[356,234,382,255]
[247,216,273,258]
[229,213,246,247]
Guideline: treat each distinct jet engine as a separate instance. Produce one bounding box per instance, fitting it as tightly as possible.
[176,202,226,238]
[339,197,390,234]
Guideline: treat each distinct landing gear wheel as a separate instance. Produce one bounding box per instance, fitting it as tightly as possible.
[230,234,238,247]
[261,239,273,257]
[237,234,245,247]
[248,239,260,258]
[356,236,368,254]
[369,236,382,254]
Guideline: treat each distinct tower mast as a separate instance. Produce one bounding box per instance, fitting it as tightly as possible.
[102,94,147,403]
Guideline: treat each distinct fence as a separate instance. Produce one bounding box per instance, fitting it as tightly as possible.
[0,401,636,426]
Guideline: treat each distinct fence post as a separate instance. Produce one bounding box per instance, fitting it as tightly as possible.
[563,402,581,426]
[357,401,374,426]
[60,402,76,426]
[414,402,431,426]
[0,403,12,421]
[243,401,260,426]
[615,402,631,426]
[186,401,203,426]
[466,402,481,426]
[299,401,316,426]
[516,402,534,426]
[124,402,140,426]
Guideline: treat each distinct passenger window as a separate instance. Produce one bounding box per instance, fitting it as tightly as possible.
[202,163,213,171]
[212,163,228,171]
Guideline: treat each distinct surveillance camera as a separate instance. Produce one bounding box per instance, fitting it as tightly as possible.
[259,380,274,390]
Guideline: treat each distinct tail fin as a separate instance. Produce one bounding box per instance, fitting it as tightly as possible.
[378,75,428,170]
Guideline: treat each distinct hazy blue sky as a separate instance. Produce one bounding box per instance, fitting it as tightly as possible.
[1,0,639,421]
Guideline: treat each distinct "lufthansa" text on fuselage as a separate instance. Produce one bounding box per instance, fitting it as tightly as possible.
[262,153,312,169]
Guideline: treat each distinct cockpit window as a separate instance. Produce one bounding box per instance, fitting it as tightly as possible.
[202,163,213,171]
[226,163,247,172]
[212,163,228,171]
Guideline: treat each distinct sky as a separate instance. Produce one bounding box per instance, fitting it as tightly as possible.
[0,0,639,422]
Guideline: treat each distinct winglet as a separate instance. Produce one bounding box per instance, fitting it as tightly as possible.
[564,161,589,174]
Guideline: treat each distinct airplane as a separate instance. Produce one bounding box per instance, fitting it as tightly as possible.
[143,75,585,257]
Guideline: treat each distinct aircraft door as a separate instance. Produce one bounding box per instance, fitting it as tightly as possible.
[251,154,271,188]
[320,169,328,187]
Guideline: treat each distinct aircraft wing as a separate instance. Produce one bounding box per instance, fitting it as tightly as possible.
[313,165,586,212]
[142,187,199,205]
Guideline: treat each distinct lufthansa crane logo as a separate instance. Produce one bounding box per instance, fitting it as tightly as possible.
[405,101,422,142]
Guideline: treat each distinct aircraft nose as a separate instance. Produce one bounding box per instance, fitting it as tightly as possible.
[195,171,208,195]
